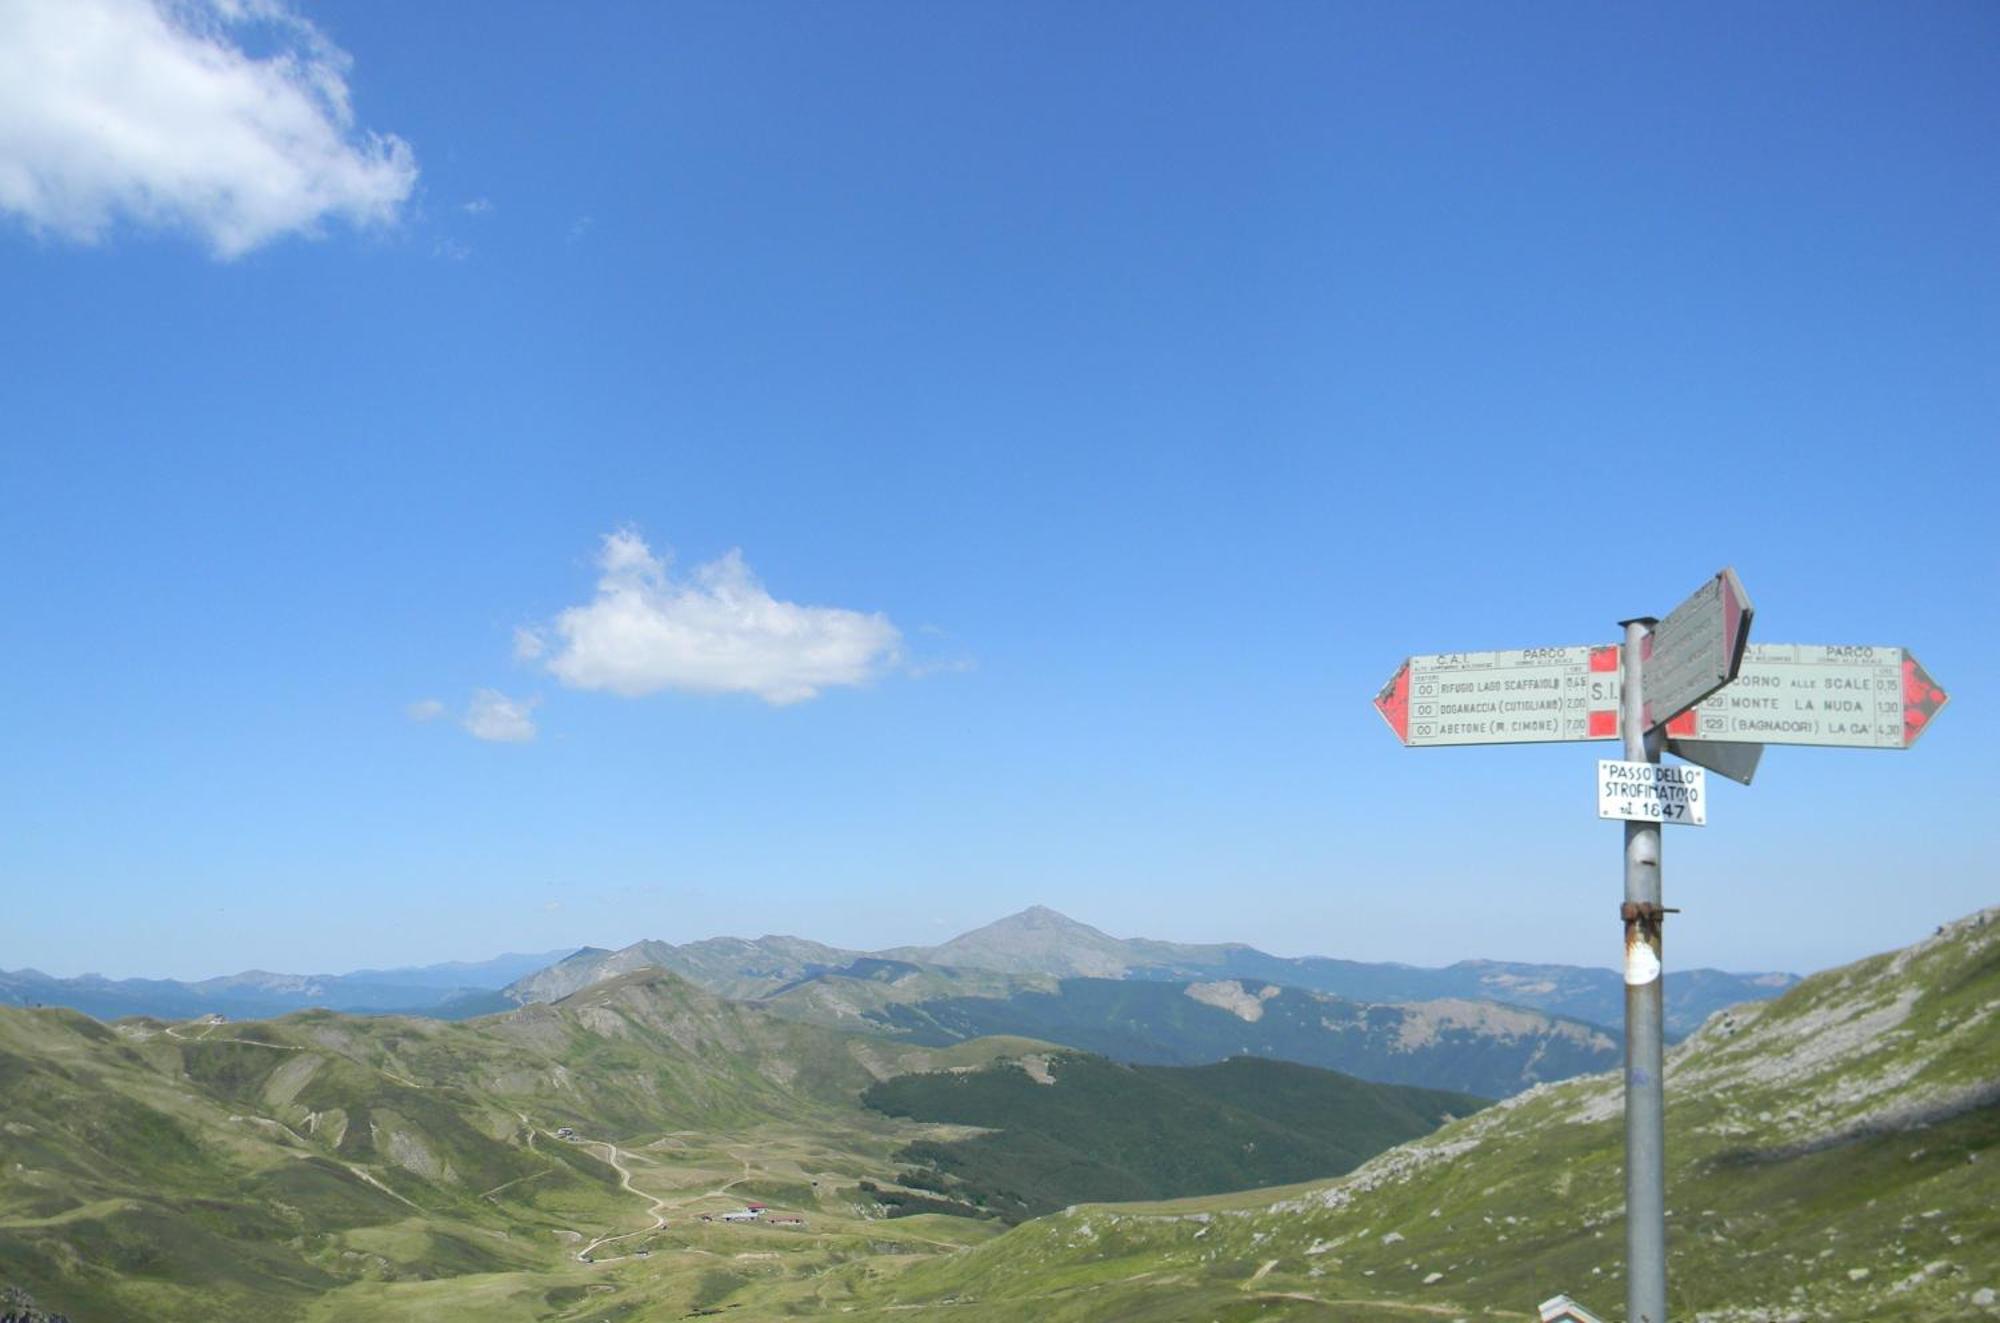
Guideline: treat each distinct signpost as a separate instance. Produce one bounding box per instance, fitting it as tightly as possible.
[1673,645,1948,749]
[1373,645,1621,746]
[1377,644,1950,754]
[1371,569,1950,1323]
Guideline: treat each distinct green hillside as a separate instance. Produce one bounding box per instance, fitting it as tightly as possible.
[849,907,2000,1321]
[0,972,1029,1321]
[862,1053,1484,1221]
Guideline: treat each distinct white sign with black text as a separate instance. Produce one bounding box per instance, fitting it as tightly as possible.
[1597,760,1707,827]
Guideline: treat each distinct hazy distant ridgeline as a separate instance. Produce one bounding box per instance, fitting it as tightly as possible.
[1,908,1795,1038]
[0,905,1796,1119]
[502,905,1797,1040]
[0,950,570,1022]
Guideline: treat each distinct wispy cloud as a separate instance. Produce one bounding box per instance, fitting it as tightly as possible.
[0,0,416,258]
[461,197,492,215]
[905,624,976,679]
[529,529,901,706]
[906,655,976,679]
[405,698,446,722]
[462,689,538,743]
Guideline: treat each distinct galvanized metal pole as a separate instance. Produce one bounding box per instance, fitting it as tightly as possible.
[1619,617,1668,1323]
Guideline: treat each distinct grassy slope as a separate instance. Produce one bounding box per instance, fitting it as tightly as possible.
[849,908,2000,1321]
[0,971,1032,1321]
[864,1053,1485,1221]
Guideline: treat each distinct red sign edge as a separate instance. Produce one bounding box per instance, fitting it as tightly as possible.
[1373,660,1411,743]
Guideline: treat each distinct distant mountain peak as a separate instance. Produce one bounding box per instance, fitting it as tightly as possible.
[914,905,1133,978]
[990,905,1102,933]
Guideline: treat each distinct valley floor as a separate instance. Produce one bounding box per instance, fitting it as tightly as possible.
[288,1119,1008,1322]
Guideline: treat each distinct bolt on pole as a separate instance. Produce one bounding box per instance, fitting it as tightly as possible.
[1619,617,1668,1323]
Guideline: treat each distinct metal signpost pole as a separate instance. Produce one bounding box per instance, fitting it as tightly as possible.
[1620,617,1668,1323]
[1371,569,1948,1322]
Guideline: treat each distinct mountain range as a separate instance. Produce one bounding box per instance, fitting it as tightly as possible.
[0,950,570,1022]
[491,907,1800,1101]
[502,904,1796,1040]
[1,907,1795,1048]
[0,908,1799,1105]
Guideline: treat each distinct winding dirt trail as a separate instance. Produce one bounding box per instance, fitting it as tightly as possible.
[163,1020,302,1050]
[574,1138,672,1262]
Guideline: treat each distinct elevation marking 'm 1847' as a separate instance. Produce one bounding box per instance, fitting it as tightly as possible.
[1598,760,1707,826]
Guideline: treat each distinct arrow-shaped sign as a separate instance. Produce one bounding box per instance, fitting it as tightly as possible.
[1372,644,1621,747]
[1666,738,1762,786]
[1640,567,1753,731]
[1375,644,1947,751]
[1670,645,1948,749]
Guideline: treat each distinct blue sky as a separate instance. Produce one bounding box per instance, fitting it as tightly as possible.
[1,1,1993,981]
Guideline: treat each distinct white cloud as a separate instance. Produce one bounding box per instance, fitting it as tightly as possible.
[462,689,537,743]
[535,530,902,706]
[405,697,445,722]
[0,0,416,258]
[461,197,491,215]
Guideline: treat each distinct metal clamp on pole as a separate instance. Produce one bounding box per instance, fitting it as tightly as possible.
[1620,902,1681,939]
